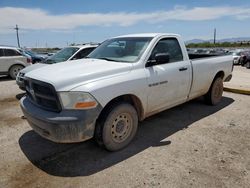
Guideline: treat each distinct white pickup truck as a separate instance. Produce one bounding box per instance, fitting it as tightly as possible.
[21,33,233,151]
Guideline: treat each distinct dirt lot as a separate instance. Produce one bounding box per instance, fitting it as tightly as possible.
[0,76,249,188]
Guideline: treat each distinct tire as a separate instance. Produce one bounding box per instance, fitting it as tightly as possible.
[9,65,24,79]
[204,77,223,105]
[95,103,138,151]
[34,59,41,64]
[246,61,250,69]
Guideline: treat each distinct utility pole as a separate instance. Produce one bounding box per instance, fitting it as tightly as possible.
[14,24,20,47]
[213,28,216,45]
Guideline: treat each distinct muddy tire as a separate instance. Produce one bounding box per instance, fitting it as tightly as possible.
[95,103,138,151]
[204,77,223,105]
[9,65,24,79]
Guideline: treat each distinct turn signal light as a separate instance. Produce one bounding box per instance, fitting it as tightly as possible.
[74,101,97,109]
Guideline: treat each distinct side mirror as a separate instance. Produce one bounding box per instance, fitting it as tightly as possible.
[155,53,170,64]
[146,53,170,67]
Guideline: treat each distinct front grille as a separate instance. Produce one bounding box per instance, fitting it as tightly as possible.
[19,73,25,81]
[24,79,61,112]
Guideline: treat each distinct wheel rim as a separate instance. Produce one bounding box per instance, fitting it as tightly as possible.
[111,112,133,143]
[13,67,22,77]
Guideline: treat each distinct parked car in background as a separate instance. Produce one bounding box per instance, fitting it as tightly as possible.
[47,53,55,56]
[44,44,98,64]
[0,46,32,79]
[239,51,250,68]
[20,49,45,64]
[232,50,244,65]
[16,44,98,90]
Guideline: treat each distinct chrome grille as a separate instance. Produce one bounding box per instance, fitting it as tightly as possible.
[24,79,61,112]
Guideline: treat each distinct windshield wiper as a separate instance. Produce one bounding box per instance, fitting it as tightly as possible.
[97,57,118,62]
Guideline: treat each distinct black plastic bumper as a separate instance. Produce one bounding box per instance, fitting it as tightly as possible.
[20,96,102,143]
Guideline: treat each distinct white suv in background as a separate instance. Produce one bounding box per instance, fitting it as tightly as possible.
[16,44,98,90]
[0,46,32,79]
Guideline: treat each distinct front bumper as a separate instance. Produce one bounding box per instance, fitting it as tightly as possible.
[20,96,102,143]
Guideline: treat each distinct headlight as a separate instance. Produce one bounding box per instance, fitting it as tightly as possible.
[59,92,98,110]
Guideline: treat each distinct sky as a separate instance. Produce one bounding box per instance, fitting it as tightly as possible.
[0,0,250,47]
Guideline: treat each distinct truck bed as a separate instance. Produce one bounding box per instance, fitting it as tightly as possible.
[188,53,224,60]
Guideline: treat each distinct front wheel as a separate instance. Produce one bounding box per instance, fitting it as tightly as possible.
[95,103,138,151]
[9,65,24,79]
[204,77,223,105]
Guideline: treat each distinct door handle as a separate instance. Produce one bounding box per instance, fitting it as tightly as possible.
[179,67,188,71]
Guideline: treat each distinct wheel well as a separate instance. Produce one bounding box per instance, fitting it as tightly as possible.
[98,94,144,121]
[8,64,24,74]
[206,71,225,94]
[214,71,225,80]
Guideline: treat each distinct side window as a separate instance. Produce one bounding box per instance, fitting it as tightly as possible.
[4,49,21,56]
[73,47,95,60]
[0,49,4,57]
[149,38,183,63]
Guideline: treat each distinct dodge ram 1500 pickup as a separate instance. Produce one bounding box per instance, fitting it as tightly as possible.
[20,33,233,151]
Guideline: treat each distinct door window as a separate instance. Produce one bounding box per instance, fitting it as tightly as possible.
[149,38,183,63]
[4,49,21,56]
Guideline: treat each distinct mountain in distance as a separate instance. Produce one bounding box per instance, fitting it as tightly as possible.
[186,37,250,44]
[185,39,205,44]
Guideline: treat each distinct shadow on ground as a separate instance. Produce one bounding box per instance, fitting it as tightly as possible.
[16,93,26,100]
[0,75,12,82]
[19,96,234,177]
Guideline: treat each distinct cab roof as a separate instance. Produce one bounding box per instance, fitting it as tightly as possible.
[114,33,180,38]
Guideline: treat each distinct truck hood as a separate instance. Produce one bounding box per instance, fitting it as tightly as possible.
[21,63,48,74]
[25,59,133,91]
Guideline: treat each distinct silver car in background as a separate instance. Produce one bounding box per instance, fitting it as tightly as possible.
[0,46,32,79]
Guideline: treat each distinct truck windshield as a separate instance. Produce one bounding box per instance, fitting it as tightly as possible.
[45,47,79,64]
[87,37,153,63]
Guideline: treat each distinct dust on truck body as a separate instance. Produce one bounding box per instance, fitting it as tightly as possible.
[21,33,233,151]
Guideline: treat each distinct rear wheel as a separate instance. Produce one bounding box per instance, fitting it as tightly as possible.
[9,65,24,79]
[204,77,223,105]
[95,103,138,151]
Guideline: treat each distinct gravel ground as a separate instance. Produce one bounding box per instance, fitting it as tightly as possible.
[224,66,250,91]
[0,76,249,188]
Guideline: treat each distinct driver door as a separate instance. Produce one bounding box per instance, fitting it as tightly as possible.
[145,38,192,113]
